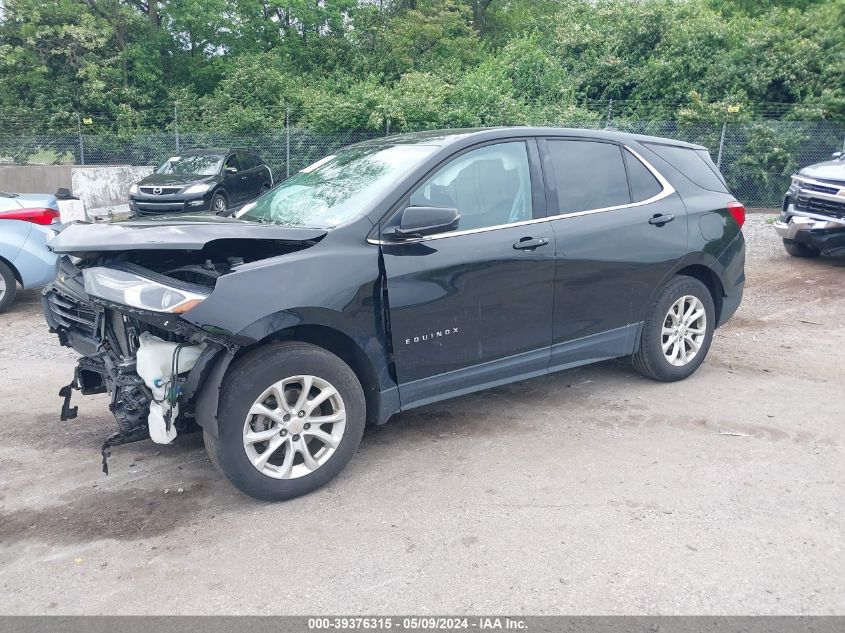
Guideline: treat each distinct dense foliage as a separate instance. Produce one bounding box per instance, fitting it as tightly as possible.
[1,0,843,134]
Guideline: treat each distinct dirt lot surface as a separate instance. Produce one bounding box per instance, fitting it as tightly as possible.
[1,214,843,615]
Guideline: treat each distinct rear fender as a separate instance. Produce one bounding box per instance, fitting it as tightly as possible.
[636,231,745,328]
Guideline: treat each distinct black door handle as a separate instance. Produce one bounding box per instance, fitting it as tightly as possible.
[513,237,550,250]
[648,213,675,226]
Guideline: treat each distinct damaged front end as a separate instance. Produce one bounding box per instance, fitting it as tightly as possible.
[44,256,233,472]
[42,217,325,472]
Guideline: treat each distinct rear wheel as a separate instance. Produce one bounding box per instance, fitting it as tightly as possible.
[0,260,18,314]
[632,275,715,382]
[204,342,366,501]
[783,238,820,258]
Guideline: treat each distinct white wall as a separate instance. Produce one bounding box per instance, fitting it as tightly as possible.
[70,165,153,213]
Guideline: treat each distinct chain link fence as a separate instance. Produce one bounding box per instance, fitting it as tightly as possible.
[1,107,843,208]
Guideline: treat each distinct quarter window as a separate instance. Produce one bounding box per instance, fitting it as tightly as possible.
[546,140,630,213]
[643,142,727,193]
[408,142,533,232]
[624,150,663,202]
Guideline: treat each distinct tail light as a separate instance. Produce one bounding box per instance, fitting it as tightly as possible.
[726,201,745,229]
[0,207,60,225]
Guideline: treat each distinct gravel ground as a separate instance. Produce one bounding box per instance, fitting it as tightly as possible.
[0,213,843,615]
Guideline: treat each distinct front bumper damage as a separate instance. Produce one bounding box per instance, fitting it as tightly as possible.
[774,211,845,253]
[43,258,238,472]
[777,176,845,253]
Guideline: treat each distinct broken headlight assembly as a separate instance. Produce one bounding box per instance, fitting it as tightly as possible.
[82,264,209,314]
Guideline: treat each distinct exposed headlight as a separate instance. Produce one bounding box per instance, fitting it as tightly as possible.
[128,183,139,196]
[183,182,213,195]
[83,265,209,314]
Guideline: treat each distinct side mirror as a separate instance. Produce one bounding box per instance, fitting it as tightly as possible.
[225,166,238,174]
[832,151,843,160]
[388,206,460,239]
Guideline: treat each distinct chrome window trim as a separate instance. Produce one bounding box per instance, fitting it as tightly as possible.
[368,144,676,245]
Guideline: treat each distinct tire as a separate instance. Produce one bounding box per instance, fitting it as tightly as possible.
[210,191,228,216]
[632,275,715,382]
[783,238,820,258]
[0,260,18,314]
[204,342,366,501]
[260,183,271,194]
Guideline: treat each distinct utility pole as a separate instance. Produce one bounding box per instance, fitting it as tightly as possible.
[76,113,85,165]
[716,121,727,169]
[174,104,180,152]
[285,106,291,178]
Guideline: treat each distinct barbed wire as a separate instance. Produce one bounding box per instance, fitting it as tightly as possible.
[0,99,838,135]
[0,108,843,208]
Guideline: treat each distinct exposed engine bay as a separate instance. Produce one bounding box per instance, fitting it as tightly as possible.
[42,235,317,473]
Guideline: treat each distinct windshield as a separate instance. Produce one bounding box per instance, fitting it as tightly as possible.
[238,144,437,228]
[157,154,223,176]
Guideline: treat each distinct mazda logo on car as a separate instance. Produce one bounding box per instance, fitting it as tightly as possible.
[152,187,162,195]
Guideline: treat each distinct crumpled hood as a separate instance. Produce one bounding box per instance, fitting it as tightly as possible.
[48,215,327,253]
[798,158,845,184]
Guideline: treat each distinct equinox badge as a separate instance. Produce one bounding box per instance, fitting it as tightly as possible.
[405,327,459,345]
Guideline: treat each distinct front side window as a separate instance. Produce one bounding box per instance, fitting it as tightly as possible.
[408,142,532,232]
[238,144,437,228]
[546,140,630,214]
[224,155,240,171]
[156,154,223,176]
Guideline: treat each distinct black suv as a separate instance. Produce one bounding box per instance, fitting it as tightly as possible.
[129,148,273,216]
[44,127,745,501]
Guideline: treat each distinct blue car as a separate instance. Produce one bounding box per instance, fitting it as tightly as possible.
[0,191,61,312]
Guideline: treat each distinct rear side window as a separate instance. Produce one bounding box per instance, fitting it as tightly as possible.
[643,143,728,193]
[238,152,256,169]
[624,150,663,202]
[546,140,630,213]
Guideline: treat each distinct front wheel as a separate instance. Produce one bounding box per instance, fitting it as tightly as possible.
[783,238,820,258]
[205,342,366,501]
[210,192,228,216]
[0,260,18,314]
[632,275,715,382]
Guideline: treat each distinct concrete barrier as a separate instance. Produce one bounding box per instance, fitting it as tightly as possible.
[0,164,154,218]
[71,165,153,212]
[0,165,74,194]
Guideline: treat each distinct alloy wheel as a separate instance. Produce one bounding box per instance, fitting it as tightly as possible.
[661,295,707,367]
[0,275,5,300]
[242,375,347,479]
[213,196,226,213]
